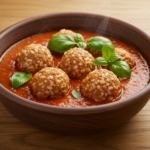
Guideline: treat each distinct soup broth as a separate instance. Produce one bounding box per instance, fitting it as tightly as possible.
[0,31,149,107]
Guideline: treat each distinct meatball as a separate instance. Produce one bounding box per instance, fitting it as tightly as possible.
[81,69,122,102]
[60,47,95,79]
[115,48,135,68]
[30,67,70,99]
[53,29,75,38]
[85,45,102,56]
[16,44,53,73]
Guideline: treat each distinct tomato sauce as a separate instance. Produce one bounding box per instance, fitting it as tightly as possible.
[0,31,149,107]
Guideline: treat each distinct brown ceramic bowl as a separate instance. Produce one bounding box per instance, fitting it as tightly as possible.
[0,13,150,135]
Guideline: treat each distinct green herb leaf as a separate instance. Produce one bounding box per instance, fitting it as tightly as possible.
[11,72,32,89]
[108,54,122,62]
[47,34,76,53]
[87,36,111,51]
[75,33,84,42]
[77,42,87,49]
[110,61,131,78]
[93,57,109,66]
[102,42,115,60]
[72,90,80,99]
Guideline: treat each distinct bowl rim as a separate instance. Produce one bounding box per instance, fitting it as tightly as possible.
[0,12,150,115]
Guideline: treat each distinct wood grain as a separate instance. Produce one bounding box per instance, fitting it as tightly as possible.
[0,0,150,150]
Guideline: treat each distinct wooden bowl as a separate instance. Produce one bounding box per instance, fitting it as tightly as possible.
[0,13,149,135]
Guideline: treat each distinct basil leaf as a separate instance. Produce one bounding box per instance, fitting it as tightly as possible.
[108,54,122,62]
[110,61,131,78]
[11,72,32,89]
[75,33,84,42]
[87,36,111,51]
[93,57,109,66]
[72,90,80,99]
[77,42,87,49]
[47,34,76,52]
[102,42,115,60]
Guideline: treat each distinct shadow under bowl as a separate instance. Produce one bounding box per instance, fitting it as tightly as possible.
[0,12,150,135]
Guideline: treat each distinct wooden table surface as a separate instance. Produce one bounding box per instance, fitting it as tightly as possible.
[0,0,150,149]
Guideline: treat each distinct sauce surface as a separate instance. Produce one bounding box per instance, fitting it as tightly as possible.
[0,31,149,107]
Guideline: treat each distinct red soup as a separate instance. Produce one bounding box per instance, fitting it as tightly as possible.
[0,31,149,107]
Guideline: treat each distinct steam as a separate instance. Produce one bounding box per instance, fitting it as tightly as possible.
[81,0,112,34]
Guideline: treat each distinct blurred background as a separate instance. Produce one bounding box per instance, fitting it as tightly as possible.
[0,0,150,33]
[0,0,150,150]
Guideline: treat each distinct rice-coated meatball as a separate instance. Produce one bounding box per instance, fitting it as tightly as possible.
[81,69,122,102]
[17,44,53,73]
[30,67,70,99]
[85,45,102,56]
[115,48,135,68]
[60,47,95,79]
[53,29,75,38]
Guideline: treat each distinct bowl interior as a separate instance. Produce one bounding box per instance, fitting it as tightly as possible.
[0,12,149,114]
